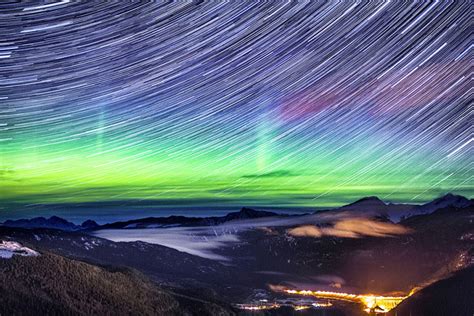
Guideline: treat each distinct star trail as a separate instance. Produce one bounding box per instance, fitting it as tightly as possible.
[0,1,471,211]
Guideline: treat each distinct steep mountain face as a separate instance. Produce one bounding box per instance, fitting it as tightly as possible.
[416,193,473,215]
[388,267,474,316]
[322,193,473,222]
[0,249,234,316]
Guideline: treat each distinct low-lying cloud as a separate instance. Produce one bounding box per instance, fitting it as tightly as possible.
[95,212,413,261]
[94,227,240,261]
[287,218,411,238]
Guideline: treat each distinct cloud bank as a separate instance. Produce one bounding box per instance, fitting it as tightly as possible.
[287,218,411,238]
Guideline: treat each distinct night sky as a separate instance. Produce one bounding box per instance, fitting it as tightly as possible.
[1,1,471,213]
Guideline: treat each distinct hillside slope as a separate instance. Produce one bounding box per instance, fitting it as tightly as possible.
[388,267,474,316]
[0,250,234,316]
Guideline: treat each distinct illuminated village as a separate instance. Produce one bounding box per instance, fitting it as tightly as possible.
[236,288,413,314]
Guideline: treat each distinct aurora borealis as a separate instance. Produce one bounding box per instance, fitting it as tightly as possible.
[0,1,472,214]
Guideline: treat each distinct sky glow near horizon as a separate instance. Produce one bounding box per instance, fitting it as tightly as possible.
[0,1,472,212]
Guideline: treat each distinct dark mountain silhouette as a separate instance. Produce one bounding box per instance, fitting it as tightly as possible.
[388,266,474,316]
[1,216,100,232]
[343,196,387,207]
[222,207,278,221]
[80,219,99,229]
[3,195,471,231]
[326,193,472,222]
[333,196,413,221]
[2,216,80,231]
[98,207,279,229]
[417,193,472,214]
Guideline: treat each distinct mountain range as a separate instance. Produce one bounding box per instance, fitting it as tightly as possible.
[2,193,471,231]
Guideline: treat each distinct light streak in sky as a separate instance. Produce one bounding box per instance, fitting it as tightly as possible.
[0,2,471,208]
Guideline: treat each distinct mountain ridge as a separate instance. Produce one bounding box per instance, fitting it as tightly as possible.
[2,216,99,232]
[2,194,471,231]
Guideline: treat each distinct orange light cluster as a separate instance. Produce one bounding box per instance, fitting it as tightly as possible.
[294,305,311,311]
[312,301,333,308]
[235,303,280,311]
[285,289,410,313]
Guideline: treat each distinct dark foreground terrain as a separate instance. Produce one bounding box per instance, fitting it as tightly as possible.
[388,266,474,316]
[0,251,233,316]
